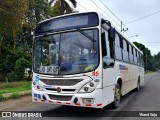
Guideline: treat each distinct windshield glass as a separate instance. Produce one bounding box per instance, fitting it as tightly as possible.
[33,29,99,75]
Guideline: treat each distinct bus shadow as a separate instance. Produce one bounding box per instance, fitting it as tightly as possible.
[43,105,111,117]
[43,86,145,117]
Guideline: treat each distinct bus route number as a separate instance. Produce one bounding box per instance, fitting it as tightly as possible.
[92,71,99,77]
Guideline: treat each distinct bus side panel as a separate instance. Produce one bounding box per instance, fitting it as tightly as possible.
[129,64,139,90]
[102,67,116,87]
[102,85,115,107]
[115,61,130,95]
[139,66,145,85]
[102,63,116,106]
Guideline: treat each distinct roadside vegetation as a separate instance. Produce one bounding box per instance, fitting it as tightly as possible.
[145,71,156,74]
[0,81,31,95]
[0,81,31,102]
[0,92,31,102]
[0,0,77,82]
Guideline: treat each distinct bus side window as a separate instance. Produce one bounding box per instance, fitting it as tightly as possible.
[122,39,129,62]
[115,34,122,60]
[142,55,144,67]
[102,27,114,68]
[133,48,137,65]
[140,53,143,66]
[129,44,134,63]
[137,51,140,65]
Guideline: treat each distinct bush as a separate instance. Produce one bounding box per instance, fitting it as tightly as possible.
[6,72,16,82]
[9,93,19,99]
[0,81,31,90]
[0,46,32,82]
[0,95,6,102]
[15,58,30,80]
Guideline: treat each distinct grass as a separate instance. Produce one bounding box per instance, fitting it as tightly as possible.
[9,93,19,98]
[7,92,31,99]
[0,92,31,102]
[0,81,31,95]
[145,71,156,74]
[0,95,6,102]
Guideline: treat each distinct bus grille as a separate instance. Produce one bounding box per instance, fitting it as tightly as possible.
[48,95,72,101]
[45,88,76,92]
[40,79,82,86]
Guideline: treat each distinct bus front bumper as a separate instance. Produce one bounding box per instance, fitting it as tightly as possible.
[32,88,103,108]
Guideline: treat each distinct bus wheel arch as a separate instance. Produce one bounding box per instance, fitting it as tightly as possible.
[112,78,122,109]
[117,78,122,92]
[136,76,141,91]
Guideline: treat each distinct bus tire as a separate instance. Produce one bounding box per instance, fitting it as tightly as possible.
[136,80,140,91]
[112,83,121,109]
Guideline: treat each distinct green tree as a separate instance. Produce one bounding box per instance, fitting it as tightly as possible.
[0,0,31,82]
[133,42,152,71]
[0,0,78,82]
[152,52,160,71]
[0,0,27,49]
[48,0,77,17]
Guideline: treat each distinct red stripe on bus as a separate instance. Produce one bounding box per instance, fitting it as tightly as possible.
[86,104,91,106]
[97,104,102,106]
[57,102,61,104]
[75,103,80,106]
[66,102,70,104]
[34,98,38,101]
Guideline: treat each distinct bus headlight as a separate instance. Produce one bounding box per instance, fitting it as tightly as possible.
[90,82,94,87]
[33,81,43,91]
[78,79,100,93]
[84,87,89,92]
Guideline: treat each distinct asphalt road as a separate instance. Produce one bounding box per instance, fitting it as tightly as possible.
[1,72,160,120]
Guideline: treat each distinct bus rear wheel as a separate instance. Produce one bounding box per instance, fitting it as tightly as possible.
[112,83,121,109]
[136,80,140,91]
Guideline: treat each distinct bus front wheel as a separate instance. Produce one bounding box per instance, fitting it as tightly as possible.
[112,83,121,109]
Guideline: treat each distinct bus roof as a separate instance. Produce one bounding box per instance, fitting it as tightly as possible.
[37,11,143,54]
[96,11,143,54]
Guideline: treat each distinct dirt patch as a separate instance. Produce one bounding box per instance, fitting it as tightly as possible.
[0,95,41,111]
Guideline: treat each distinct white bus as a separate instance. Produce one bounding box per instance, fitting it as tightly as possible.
[32,12,144,109]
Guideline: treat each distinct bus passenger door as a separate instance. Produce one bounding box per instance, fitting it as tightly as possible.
[102,27,116,87]
[101,25,116,104]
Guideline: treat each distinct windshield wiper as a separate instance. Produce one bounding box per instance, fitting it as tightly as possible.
[77,29,96,42]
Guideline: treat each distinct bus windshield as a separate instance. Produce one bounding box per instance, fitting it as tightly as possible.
[33,29,99,75]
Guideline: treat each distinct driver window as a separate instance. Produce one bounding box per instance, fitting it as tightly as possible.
[102,28,111,58]
[102,27,115,68]
[102,28,114,59]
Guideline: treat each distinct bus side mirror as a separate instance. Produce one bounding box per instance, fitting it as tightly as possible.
[109,28,115,41]
[101,32,107,57]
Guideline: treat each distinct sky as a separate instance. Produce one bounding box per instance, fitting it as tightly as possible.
[73,0,160,55]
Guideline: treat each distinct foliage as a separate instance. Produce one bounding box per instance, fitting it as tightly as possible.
[0,81,31,94]
[0,81,28,90]
[0,95,6,102]
[0,92,31,102]
[48,0,77,16]
[133,42,153,71]
[7,92,31,100]
[152,52,160,71]
[9,93,19,99]
[15,58,30,79]
[0,0,77,82]
[0,0,27,48]
[0,45,31,81]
